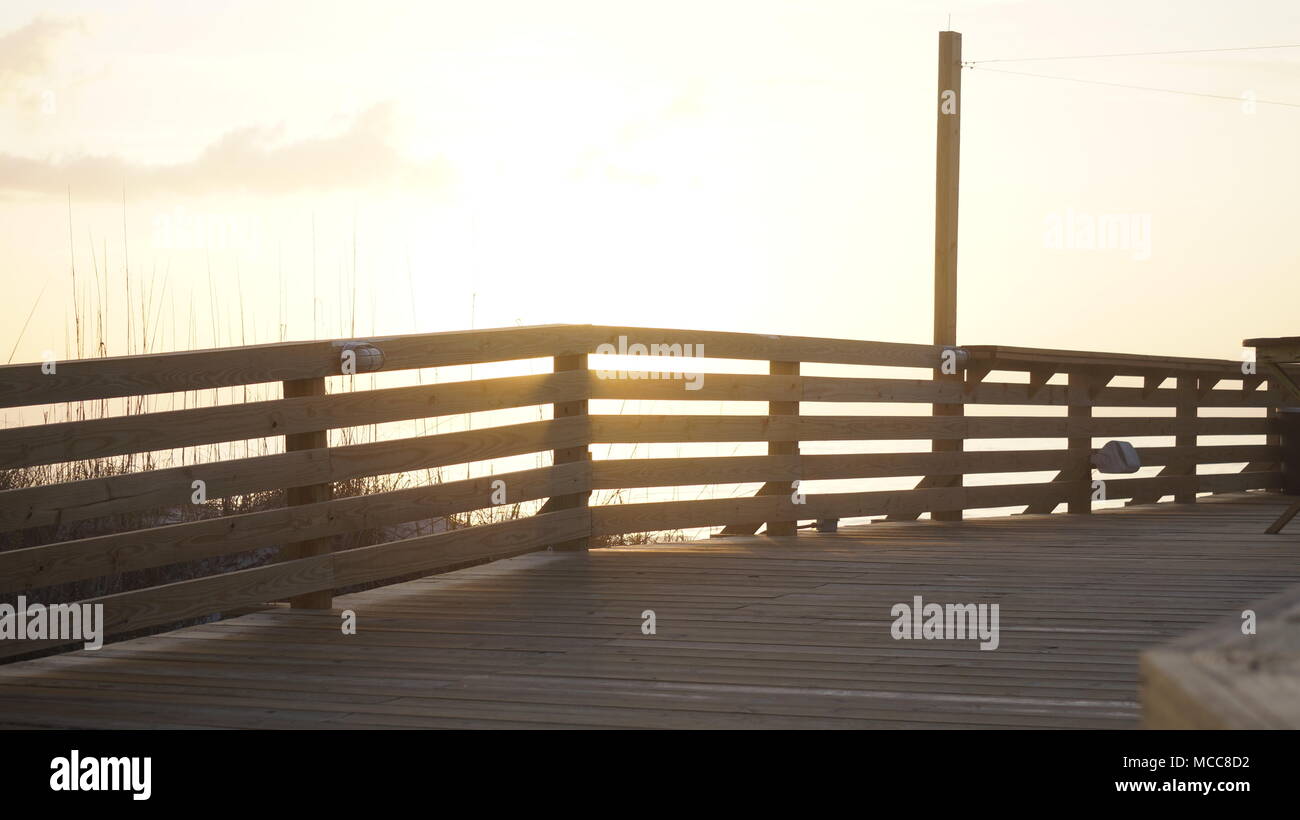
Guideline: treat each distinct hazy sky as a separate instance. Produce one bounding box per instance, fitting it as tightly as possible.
[3,0,1298,366]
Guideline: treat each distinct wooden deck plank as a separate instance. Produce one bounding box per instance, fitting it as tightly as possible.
[1,491,1298,729]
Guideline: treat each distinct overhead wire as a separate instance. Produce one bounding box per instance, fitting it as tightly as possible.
[965,65,1300,110]
[965,43,1300,65]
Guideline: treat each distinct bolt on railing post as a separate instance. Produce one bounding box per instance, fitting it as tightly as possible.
[765,360,800,536]
[551,353,591,550]
[282,376,334,609]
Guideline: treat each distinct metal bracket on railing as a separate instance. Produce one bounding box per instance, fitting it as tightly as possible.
[940,346,970,370]
[796,519,839,533]
[333,342,386,374]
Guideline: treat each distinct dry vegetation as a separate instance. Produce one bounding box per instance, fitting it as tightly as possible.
[2,224,684,630]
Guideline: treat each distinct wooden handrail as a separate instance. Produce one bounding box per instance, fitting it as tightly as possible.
[6,322,1266,410]
[963,343,1252,376]
[1142,583,1300,728]
[0,324,596,409]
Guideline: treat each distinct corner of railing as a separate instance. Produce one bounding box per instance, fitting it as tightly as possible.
[549,351,592,550]
[282,375,335,609]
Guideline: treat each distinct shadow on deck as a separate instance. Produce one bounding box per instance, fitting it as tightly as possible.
[2,492,1298,729]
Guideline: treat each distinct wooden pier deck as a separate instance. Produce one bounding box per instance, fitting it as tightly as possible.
[3,492,1297,730]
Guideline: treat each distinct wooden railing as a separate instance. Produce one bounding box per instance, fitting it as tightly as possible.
[1142,584,1300,728]
[0,324,1290,658]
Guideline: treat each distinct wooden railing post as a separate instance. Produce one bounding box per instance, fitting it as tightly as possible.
[1067,371,1093,514]
[765,360,800,536]
[282,376,334,609]
[551,353,591,550]
[1175,375,1198,503]
[931,362,964,522]
[930,29,963,523]
[1275,409,1298,495]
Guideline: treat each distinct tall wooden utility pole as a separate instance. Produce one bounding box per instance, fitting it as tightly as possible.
[932,30,963,522]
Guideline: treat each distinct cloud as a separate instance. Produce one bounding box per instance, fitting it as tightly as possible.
[0,15,85,113]
[0,16,84,89]
[0,102,452,198]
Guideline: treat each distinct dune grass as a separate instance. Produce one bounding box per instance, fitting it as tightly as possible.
[2,220,682,624]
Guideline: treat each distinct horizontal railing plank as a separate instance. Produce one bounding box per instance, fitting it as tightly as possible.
[964,344,1246,376]
[590,372,1283,408]
[592,451,1060,489]
[585,325,944,368]
[590,472,1282,536]
[0,552,335,660]
[0,324,596,409]
[1198,470,1282,493]
[589,414,1267,444]
[0,462,591,594]
[0,371,586,469]
[1140,444,1279,465]
[1089,417,1268,436]
[588,445,1280,489]
[332,507,589,588]
[0,417,588,533]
